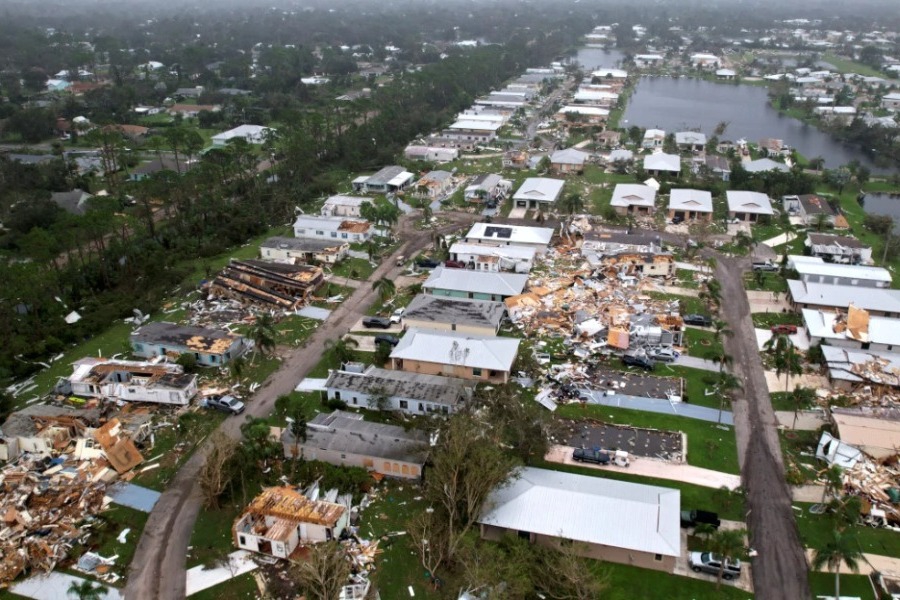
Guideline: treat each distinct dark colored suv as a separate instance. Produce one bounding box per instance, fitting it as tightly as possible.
[573,447,613,465]
[374,334,400,346]
[683,314,713,326]
[622,354,655,371]
[362,316,392,329]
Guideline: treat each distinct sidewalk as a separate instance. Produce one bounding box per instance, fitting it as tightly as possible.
[545,445,742,490]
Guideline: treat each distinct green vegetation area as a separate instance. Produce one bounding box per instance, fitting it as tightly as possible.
[751,312,803,329]
[556,403,739,473]
[808,572,876,600]
[682,327,723,360]
[796,502,900,557]
[189,572,260,600]
[329,257,376,281]
[91,505,150,575]
[646,291,711,318]
[675,268,701,289]
[742,270,789,293]
[780,429,821,484]
[822,53,886,78]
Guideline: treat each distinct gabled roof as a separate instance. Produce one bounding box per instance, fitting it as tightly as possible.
[610,184,656,208]
[726,191,773,215]
[806,233,867,250]
[50,189,93,215]
[423,265,528,297]
[293,215,371,233]
[550,148,589,166]
[675,131,707,145]
[512,178,565,203]
[668,189,713,212]
[404,294,508,329]
[243,486,345,526]
[362,165,413,187]
[788,255,891,284]
[390,328,520,372]
[789,280,900,313]
[643,153,680,172]
[479,467,681,557]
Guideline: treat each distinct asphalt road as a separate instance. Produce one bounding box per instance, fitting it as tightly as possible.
[123,213,475,599]
[715,254,811,600]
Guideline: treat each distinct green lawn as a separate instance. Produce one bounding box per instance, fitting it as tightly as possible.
[556,403,739,473]
[330,257,377,281]
[91,505,150,577]
[808,572,876,600]
[188,502,246,569]
[822,53,886,78]
[675,268,701,289]
[188,571,260,600]
[780,429,822,484]
[271,315,319,347]
[602,561,752,600]
[682,327,723,360]
[751,312,803,329]
[742,271,789,293]
[795,502,900,557]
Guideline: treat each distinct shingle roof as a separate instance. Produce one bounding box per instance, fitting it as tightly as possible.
[390,328,520,372]
[479,467,681,557]
[404,294,507,330]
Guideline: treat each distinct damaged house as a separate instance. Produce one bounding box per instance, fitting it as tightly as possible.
[389,329,520,384]
[423,265,528,302]
[323,365,473,415]
[59,358,198,406]
[260,236,350,265]
[803,305,900,352]
[463,222,555,254]
[448,242,536,273]
[211,260,324,310]
[403,295,507,336]
[282,410,429,479]
[130,321,250,366]
[0,404,100,462]
[293,215,375,243]
[233,486,349,559]
[806,233,872,265]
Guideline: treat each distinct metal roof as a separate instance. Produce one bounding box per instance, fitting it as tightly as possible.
[404,294,508,329]
[675,131,707,145]
[423,265,528,297]
[745,158,790,173]
[643,153,681,173]
[322,195,370,208]
[479,467,681,557]
[390,328,520,372]
[788,256,891,283]
[611,184,656,208]
[550,148,589,165]
[669,188,713,212]
[557,105,609,116]
[261,236,348,252]
[131,321,241,354]
[323,366,469,406]
[726,191,773,215]
[449,243,536,261]
[464,222,554,245]
[512,178,565,203]
[789,280,900,312]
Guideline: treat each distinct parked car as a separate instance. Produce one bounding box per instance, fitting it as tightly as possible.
[622,354,655,371]
[573,447,612,465]
[671,215,685,225]
[390,308,405,324]
[362,316,392,329]
[374,334,400,346]
[689,552,742,580]
[444,260,466,269]
[683,314,713,327]
[680,509,721,530]
[395,254,406,267]
[770,324,798,335]
[751,261,779,272]
[415,258,440,269]
[649,348,679,362]
[206,395,245,415]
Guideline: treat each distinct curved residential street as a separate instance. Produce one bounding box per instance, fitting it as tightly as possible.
[715,255,811,600]
[124,212,475,599]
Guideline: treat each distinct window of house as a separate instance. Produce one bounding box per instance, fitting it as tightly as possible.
[654,554,663,561]
[472,368,483,376]
[134,343,143,352]
[341,454,346,459]
[341,233,348,239]
[239,535,246,545]
[334,391,341,400]
[399,400,408,409]
[296,229,305,235]
[331,232,337,238]
[316,230,324,236]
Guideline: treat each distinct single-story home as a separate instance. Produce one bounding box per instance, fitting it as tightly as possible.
[550,148,590,174]
[674,132,707,152]
[701,155,731,181]
[610,184,656,216]
[319,195,371,218]
[167,104,220,117]
[211,124,273,146]
[668,189,713,222]
[744,158,790,173]
[464,174,509,203]
[423,265,529,302]
[726,191,774,222]
[416,170,455,199]
[389,328,520,383]
[831,409,900,460]
[787,256,891,288]
[130,321,250,366]
[643,153,681,177]
[463,223,554,254]
[233,486,348,559]
[260,236,349,264]
[50,190,94,215]
[803,305,900,352]
[822,345,900,393]
[556,105,609,124]
[512,178,565,210]
[806,233,872,265]
[642,129,666,149]
[282,410,429,478]
[403,294,507,336]
[63,358,198,406]
[782,194,837,226]
[352,166,414,194]
[479,467,681,572]
[404,145,459,163]
[448,242,536,273]
[293,215,374,243]
[788,280,900,317]
[322,366,471,415]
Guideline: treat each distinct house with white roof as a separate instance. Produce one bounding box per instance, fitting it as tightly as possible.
[642,129,666,149]
[610,184,657,216]
[787,256,891,288]
[882,92,900,111]
[448,242,536,273]
[322,367,471,416]
[726,191,774,222]
[745,158,790,174]
[806,233,872,265]
[556,105,609,125]
[211,125,273,146]
[674,131,707,153]
[716,68,736,80]
[591,69,628,80]
[351,166,414,194]
[463,223,555,254]
[690,53,721,69]
[643,153,681,177]
[668,189,713,222]
[550,148,590,174]
[464,174,509,203]
[512,177,565,210]
[389,328,520,383]
[404,145,459,163]
[572,89,619,106]
[634,54,665,68]
[788,280,900,317]
[479,467,681,572]
[423,265,528,302]
[803,306,900,353]
[320,195,371,218]
[293,215,373,243]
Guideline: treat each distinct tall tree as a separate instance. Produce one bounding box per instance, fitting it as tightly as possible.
[812,529,862,600]
[291,541,352,600]
[708,528,747,590]
[248,313,277,362]
[372,276,396,302]
[324,336,359,366]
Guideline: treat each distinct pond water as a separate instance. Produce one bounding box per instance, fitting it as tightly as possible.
[571,47,626,70]
[621,76,889,173]
[861,192,900,230]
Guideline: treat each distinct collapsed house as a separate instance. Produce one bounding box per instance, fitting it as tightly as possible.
[58,358,198,406]
[804,305,900,354]
[821,345,900,394]
[130,321,250,367]
[233,486,349,559]
[210,259,324,310]
[0,404,100,462]
[282,410,430,479]
[402,294,507,337]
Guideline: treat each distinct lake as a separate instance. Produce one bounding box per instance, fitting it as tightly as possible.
[622,76,888,173]
[861,192,900,230]
[571,47,625,70]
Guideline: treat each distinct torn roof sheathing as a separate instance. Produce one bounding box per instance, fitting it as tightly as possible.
[245,486,345,526]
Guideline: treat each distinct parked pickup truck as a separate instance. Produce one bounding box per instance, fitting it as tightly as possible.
[680,509,721,530]
[573,447,613,465]
[751,261,779,272]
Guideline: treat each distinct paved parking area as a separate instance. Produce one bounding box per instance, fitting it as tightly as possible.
[674,530,754,592]
[561,419,683,459]
[349,318,402,334]
[588,367,682,399]
[345,334,377,352]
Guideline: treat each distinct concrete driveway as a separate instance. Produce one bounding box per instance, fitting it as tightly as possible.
[349,318,402,334]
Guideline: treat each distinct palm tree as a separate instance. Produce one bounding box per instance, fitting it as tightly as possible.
[325,337,359,366]
[249,313,277,362]
[228,356,246,383]
[716,371,742,424]
[712,319,732,346]
[812,529,863,600]
[789,386,815,429]
[708,528,747,590]
[372,277,396,303]
[820,464,845,506]
[560,192,585,215]
[764,333,802,392]
[68,580,105,600]
[422,204,434,223]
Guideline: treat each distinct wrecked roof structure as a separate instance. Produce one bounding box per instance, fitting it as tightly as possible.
[403,294,507,335]
[803,306,900,349]
[211,259,324,309]
[130,321,249,365]
[832,408,900,461]
[63,358,198,406]
[822,345,900,392]
[323,365,472,412]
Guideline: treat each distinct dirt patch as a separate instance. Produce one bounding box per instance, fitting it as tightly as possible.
[587,366,683,399]
[561,418,683,460]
